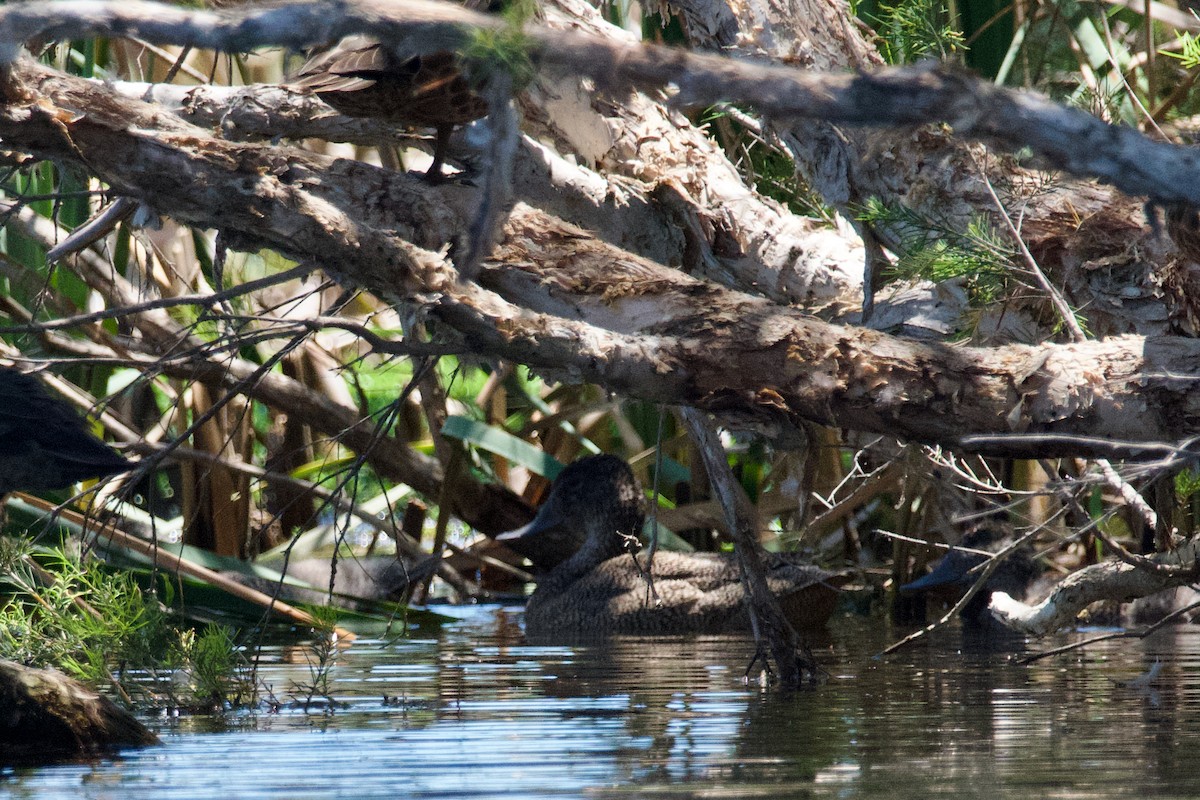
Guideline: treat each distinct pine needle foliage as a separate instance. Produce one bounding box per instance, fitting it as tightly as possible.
[0,540,175,687]
[0,539,250,707]
[861,0,966,65]
[857,197,1014,304]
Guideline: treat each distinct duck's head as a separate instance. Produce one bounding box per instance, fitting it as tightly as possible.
[497,455,644,567]
[900,525,1037,626]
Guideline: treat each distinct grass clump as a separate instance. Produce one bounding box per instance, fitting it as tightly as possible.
[0,536,253,709]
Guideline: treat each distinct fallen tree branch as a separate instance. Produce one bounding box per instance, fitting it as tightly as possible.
[1015,595,1200,664]
[4,0,1200,206]
[3,200,536,540]
[4,60,1200,451]
[681,408,816,686]
[990,538,1200,636]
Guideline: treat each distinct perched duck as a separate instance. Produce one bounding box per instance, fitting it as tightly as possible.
[497,455,846,637]
[289,36,489,181]
[900,526,1038,628]
[0,368,134,495]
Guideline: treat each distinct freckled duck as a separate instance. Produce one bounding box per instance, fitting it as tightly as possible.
[498,455,846,637]
[289,36,490,181]
[0,368,135,494]
[900,525,1038,628]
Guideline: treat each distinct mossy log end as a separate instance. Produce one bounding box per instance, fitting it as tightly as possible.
[0,659,158,764]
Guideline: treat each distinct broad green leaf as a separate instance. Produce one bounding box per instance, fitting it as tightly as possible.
[441,415,564,478]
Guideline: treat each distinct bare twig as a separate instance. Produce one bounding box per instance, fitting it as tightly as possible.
[1016,593,1200,664]
[456,73,518,282]
[879,529,1038,655]
[680,407,817,686]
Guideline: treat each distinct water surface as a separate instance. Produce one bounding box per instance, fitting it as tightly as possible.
[3,608,1198,799]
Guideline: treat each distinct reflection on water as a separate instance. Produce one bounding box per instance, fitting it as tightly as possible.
[4,608,1200,799]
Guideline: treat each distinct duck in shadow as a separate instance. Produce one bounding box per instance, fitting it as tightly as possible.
[497,454,847,638]
[0,368,135,495]
[900,525,1039,633]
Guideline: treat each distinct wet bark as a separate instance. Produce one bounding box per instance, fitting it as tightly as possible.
[991,539,1200,636]
[0,660,158,764]
[682,409,817,686]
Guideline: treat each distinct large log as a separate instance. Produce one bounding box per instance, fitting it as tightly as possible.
[3,60,1200,453]
[0,660,158,764]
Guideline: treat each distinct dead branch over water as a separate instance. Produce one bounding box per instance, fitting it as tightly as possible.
[2,58,1198,448]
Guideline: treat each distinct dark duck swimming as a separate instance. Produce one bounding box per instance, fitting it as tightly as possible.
[900,526,1038,629]
[498,455,845,637]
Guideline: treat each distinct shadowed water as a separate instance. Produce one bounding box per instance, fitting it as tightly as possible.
[4,607,1200,799]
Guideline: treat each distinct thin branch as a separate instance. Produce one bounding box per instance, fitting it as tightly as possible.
[1015,593,1200,664]
[4,1,1200,204]
[0,258,318,334]
[14,492,358,641]
[879,529,1040,655]
[680,407,817,686]
[8,37,1200,450]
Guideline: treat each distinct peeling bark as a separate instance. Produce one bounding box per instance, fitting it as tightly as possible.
[5,0,1200,634]
[666,0,1173,339]
[3,60,1200,450]
[4,0,1196,342]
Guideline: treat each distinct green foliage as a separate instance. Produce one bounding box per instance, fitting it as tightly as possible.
[0,540,251,707]
[1177,467,1200,500]
[698,106,837,223]
[289,606,342,707]
[443,414,565,477]
[462,0,537,91]
[857,198,1013,303]
[1162,32,1200,71]
[0,540,175,687]
[173,624,255,707]
[862,0,966,65]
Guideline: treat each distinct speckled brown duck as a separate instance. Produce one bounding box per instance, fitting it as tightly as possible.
[289,35,489,180]
[498,455,846,637]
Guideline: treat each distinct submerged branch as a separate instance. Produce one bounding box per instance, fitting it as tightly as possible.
[681,408,815,686]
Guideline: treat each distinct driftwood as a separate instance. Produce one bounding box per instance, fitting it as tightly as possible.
[0,659,158,764]
[1,59,1199,451]
[991,540,1200,636]
[0,0,1196,455]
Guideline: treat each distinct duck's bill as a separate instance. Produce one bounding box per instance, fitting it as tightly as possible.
[899,554,971,593]
[495,506,566,543]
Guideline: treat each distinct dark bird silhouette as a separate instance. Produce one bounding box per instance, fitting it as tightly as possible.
[289,37,489,180]
[900,526,1038,629]
[224,554,441,611]
[498,455,846,637]
[0,369,135,495]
